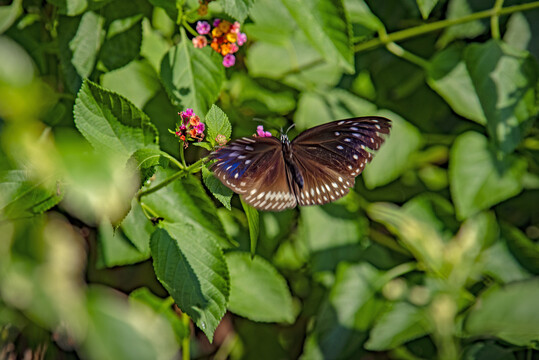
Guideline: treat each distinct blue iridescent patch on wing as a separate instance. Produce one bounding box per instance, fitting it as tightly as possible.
[220,158,248,179]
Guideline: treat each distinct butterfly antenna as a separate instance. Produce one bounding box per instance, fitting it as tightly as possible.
[285,123,296,135]
[252,117,270,125]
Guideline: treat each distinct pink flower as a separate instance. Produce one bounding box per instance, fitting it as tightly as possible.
[184,108,194,117]
[196,122,205,134]
[180,124,186,130]
[215,134,227,145]
[256,125,272,137]
[229,43,239,54]
[213,18,221,27]
[196,21,211,35]
[230,21,241,34]
[237,32,247,46]
[222,54,235,68]
[192,35,208,48]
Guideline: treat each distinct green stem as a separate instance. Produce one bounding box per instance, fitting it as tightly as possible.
[139,202,159,220]
[181,312,191,360]
[182,19,198,37]
[179,144,187,167]
[162,152,184,169]
[137,170,186,200]
[491,0,505,39]
[354,1,539,53]
[385,41,430,69]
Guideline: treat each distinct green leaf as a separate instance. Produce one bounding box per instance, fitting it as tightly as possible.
[343,0,383,31]
[280,0,354,73]
[465,40,538,154]
[130,147,169,183]
[365,302,430,350]
[140,18,171,73]
[226,252,295,323]
[449,132,526,220]
[46,0,88,16]
[479,242,531,284]
[416,0,437,20]
[427,44,486,125]
[437,0,486,48]
[141,170,231,247]
[129,287,189,343]
[160,29,225,116]
[57,13,105,93]
[147,0,178,21]
[367,202,445,274]
[503,13,532,52]
[462,342,517,360]
[465,279,539,346]
[502,224,539,274]
[83,286,178,360]
[97,218,149,268]
[74,79,159,162]
[101,59,161,109]
[150,223,229,342]
[205,104,232,147]
[100,16,142,71]
[202,165,233,210]
[241,197,259,256]
[0,170,62,220]
[120,199,154,254]
[221,0,255,23]
[0,0,22,33]
[363,110,423,189]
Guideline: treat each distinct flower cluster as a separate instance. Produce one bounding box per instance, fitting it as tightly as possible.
[256,125,272,138]
[174,109,205,148]
[192,19,247,68]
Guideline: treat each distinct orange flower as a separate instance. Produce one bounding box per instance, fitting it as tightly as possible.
[212,28,222,38]
[220,43,231,55]
[189,128,198,137]
[189,115,200,126]
[210,39,220,52]
[226,32,237,43]
[217,20,231,33]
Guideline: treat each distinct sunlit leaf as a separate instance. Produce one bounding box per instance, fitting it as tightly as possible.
[205,104,232,147]
[416,0,438,19]
[221,0,255,23]
[0,0,22,33]
[202,165,233,210]
[241,197,259,256]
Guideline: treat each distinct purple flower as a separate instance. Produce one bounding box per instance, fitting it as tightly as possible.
[237,32,247,46]
[256,125,272,137]
[222,54,236,68]
[180,124,186,130]
[196,122,205,134]
[213,18,221,27]
[196,21,211,35]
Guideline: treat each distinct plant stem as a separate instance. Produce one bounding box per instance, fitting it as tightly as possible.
[182,19,198,37]
[137,170,186,199]
[162,152,184,169]
[181,312,191,360]
[179,144,187,167]
[354,1,539,53]
[491,0,505,39]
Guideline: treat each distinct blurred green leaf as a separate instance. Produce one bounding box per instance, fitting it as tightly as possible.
[150,223,229,342]
[205,104,232,147]
[363,110,423,189]
[74,79,159,162]
[83,286,178,360]
[202,165,233,210]
[120,199,154,254]
[281,0,354,73]
[100,16,142,71]
[462,342,517,360]
[464,279,539,347]
[365,302,430,350]
[0,0,22,33]
[226,252,295,323]
[416,0,437,19]
[437,0,486,48]
[344,0,383,31]
[97,218,149,268]
[148,0,178,21]
[449,132,526,220]
[241,197,259,256]
[46,0,88,16]
[140,17,170,73]
[101,59,161,109]
[465,40,538,154]
[129,287,188,342]
[479,242,531,284]
[161,29,225,116]
[503,13,532,52]
[427,44,486,125]
[502,224,539,274]
[221,0,254,23]
[0,170,62,220]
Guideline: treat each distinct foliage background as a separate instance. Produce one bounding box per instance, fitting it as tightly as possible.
[0,0,538,359]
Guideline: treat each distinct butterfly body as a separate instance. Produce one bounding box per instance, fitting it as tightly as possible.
[210,117,391,211]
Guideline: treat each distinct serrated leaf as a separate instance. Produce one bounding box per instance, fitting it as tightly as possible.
[202,165,233,210]
[416,0,438,19]
[465,279,539,346]
[131,147,169,182]
[365,302,430,350]
[100,17,142,71]
[465,40,538,154]
[74,79,159,162]
[150,223,229,342]
[141,169,231,247]
[221,0,254,23]
[449,132,526,220]
[241,197,259,256]
[226,252,295,323]
[0,170,62,220]
[160,29,225,116]
[280,0,354,73]
[205,104,232,146]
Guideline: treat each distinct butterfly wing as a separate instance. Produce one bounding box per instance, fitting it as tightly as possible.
[290,116,391,205]
[209,137,297,211]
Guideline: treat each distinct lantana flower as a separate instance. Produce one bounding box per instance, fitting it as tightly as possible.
[192,18,247,67]
[256,125,272,138]
[192,35,207,48]
[215,134,227,146]
[173,109,205,148]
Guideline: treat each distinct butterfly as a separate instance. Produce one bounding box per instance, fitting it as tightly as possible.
[209,117,391,211]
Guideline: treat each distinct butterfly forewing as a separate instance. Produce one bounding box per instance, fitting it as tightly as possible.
[209,137,297,211]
